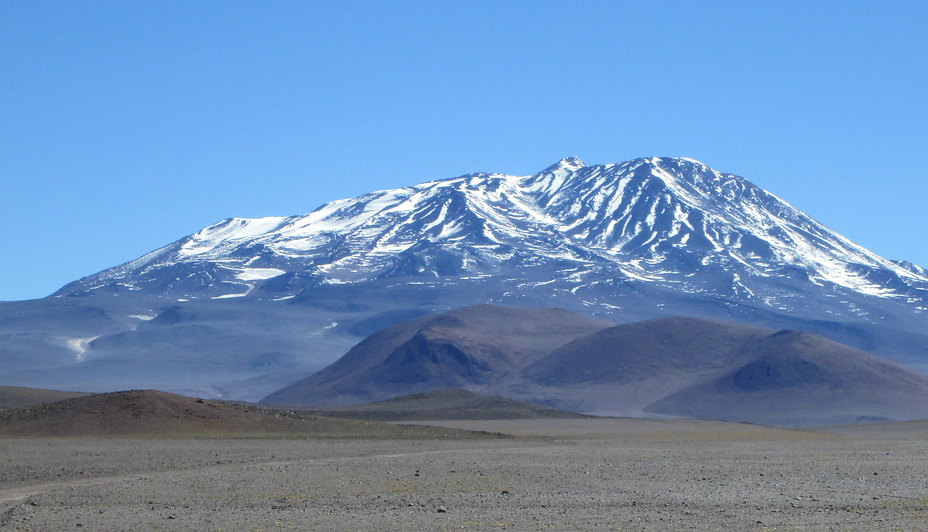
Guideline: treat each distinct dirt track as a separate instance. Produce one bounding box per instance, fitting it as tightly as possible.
[3,419,928,531]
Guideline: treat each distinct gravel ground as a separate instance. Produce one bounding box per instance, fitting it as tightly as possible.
[2,419,928,531]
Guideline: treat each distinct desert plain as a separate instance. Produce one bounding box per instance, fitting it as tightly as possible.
[3,416,928,531]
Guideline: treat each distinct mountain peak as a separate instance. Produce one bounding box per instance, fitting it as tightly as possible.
[542,156,585,173]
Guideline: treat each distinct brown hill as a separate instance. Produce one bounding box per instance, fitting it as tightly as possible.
[644,329,928,426]
[311,389,590,421]
[262,304,611,407]
[0,389,503,439]
[504,319,928,426]
[520,317,769,386]
[261,306,928,426]
[0,385,91,409]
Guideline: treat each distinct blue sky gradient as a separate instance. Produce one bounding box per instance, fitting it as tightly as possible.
[1,1,926,301]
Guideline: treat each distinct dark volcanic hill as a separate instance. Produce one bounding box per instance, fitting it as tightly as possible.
[508,317,928,425]
[0,390,500,439]
[520,317,771,387]
[2,156,927,402]
[264,307,928,426]
[262,304,611,407]
[644,329,928,426]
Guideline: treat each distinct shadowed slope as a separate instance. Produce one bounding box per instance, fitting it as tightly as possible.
[494,317,774,416]
[645,330,928,426]
[520,317,770,386]
[261,305,612,407]
[262,309,928,426]
[508,318,928,425]
[0,390,503,439]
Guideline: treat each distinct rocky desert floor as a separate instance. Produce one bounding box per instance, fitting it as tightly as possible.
[2,418,928,531]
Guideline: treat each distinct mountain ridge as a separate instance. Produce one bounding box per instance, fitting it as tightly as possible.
[55,157,927,309]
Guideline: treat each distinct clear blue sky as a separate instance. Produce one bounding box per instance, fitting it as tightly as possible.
[1,1,926,301]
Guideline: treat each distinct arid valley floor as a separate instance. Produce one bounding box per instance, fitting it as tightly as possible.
[3,418,928,531]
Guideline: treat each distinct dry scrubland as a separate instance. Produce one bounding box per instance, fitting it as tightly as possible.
[3,419,928,531]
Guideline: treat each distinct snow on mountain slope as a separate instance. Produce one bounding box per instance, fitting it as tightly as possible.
[523,157,925,297]
[55,157,928,315]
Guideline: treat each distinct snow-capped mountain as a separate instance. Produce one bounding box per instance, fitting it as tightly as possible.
[9,156,925,401]
[57,157,928,318]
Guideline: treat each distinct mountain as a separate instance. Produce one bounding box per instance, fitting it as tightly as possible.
[262,304,612,406]
[56,157,928,309]
[263,306,928,426]
[644,328,928,426]
[510,317,928,426]
[2,157,927,400]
